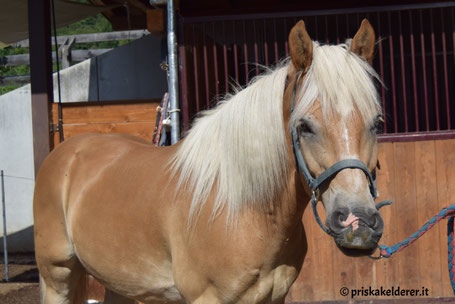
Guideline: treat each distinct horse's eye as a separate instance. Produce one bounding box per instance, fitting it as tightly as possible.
[298,120,314,135]
[372,116,384,134]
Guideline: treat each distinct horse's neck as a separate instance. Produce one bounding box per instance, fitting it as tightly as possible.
[271,168,310,231]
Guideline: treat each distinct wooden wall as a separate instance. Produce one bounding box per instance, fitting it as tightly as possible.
[51,100,160,145]
[287,139,455,302]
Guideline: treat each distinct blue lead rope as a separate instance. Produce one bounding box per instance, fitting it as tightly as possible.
[448,216,455,294]
[372,204,455,295]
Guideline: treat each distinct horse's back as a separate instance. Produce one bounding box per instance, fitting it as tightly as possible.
[34,133,171,221]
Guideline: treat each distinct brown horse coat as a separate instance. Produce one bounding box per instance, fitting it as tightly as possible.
[34,19,381,304]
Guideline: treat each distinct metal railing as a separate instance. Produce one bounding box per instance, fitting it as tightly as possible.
[178,2,455,141]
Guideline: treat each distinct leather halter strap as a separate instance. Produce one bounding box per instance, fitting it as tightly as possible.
[289,74,392,236]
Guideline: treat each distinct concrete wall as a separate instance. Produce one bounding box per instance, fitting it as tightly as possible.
[0,33,167,252]
[0,86,35,252]
[52,34,167,102]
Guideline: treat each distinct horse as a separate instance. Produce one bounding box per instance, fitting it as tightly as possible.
[34,19,384,304]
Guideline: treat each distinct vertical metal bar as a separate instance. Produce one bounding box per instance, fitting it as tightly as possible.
[284,18,289,56]
[453,8,455,70]
[430,9,440,130]
[441,8,450,129]
[345,14,349,38]
[388,12,398,133]
[398,11,408,132]
[335,15,340,44]
[192,25,200,113]
[222,21,229,95]
[409,10,419,132]
[376,13,387,133]
[273,18,279,64]
[233,21,239,84]
[420,10,430,131]
[1,171,8,282]
[264,19,269,66]
[253,20,259,75]
[202,24,210,108]
[314,16,319,41]
[243,20,249,83]
[325,15,329,43]
[178,21,189,131]
[167,0,180,144]
[28,0,54,176]
[212,22,219,101]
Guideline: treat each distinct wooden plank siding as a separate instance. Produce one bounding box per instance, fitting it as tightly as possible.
[287,139,455,302]
[51,100,161,144]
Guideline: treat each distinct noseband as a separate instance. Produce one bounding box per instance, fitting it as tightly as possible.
[289,75,392,236]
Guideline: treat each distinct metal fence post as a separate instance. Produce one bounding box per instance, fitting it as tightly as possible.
[1,170,8,282]
[167,0,180,145]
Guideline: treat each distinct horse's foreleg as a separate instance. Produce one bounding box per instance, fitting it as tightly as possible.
[34,185,86,303]
[38,257,85,304]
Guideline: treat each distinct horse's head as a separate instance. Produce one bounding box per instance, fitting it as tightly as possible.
[287,19,384,256]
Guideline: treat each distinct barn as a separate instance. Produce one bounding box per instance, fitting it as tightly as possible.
[0,0,454,302]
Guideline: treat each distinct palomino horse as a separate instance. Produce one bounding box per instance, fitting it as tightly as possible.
[34,19,384,304]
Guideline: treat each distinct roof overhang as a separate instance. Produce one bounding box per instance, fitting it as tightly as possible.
[0,0,116,48]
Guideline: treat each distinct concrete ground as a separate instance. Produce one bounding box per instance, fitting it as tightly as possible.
[0,253,107,304]
[3,255,453,304]
[0,253,39,304]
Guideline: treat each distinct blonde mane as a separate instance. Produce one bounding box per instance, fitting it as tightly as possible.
[170,64,290,224]
[290,41,382,127]
[170,41,381,224]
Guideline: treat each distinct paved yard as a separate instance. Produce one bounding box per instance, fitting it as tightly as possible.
[0,253,39,304]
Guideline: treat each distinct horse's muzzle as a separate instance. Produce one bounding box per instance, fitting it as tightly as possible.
[327,206,384,257]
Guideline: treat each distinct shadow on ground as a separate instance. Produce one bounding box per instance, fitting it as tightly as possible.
[0,253,39,304]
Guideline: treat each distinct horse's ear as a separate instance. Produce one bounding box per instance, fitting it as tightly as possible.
[351,19,375,64]
[289,20,313,72]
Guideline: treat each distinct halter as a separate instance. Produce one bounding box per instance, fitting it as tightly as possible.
[289,74,392,236]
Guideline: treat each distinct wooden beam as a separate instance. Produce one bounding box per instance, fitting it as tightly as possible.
[146,9,165,34]
[28,0,54,177]
[12,30,150,48]
[4,49,113,66]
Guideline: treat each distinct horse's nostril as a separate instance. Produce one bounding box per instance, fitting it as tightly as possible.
[338,214,345,224]
[371,211,384,231]
[330,208,350,230]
